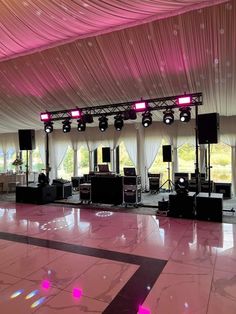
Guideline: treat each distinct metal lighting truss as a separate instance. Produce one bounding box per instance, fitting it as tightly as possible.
[41,92,202,121]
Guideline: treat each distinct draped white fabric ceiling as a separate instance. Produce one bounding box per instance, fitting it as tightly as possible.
[0,0,234,133]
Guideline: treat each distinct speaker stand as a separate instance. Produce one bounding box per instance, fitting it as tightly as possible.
[207,143,212,197]
[158,162,175,192]
[26,150,29,187]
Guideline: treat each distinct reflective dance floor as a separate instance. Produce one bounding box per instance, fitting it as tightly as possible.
[0,202,236,313]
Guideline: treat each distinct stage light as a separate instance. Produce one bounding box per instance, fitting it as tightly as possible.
[83,113,94,123]
[77,118,86,132]
[70,109,81,119]
[180,107,191,122]
[142,111,152,128]
[99,116,108,132]
[40,112,51,122]
[163,110,174,125]
[128,109,137,120]
[114,115,124,131]
[44,122,53,133]
[62,119,71,133]
[38,173,49,186]
[177,96,191,106]
[175,177,188,195]
[134,101,147,112]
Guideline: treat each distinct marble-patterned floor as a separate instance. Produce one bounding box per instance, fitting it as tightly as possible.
[0,201,236,313]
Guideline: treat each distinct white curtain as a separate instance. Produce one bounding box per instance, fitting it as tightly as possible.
[67,129,85,176]
[0,133,18,172]
[120,124,138,168]
[220,116,236,196]
[144,123,164,190]
[35,130,46,166]
[50,131,69,179]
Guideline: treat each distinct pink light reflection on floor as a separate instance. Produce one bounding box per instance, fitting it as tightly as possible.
[72,288,82,299]
[41,280,51,290]
[138,305,151,314]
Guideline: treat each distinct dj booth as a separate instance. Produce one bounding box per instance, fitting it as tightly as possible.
[91,175,123,205]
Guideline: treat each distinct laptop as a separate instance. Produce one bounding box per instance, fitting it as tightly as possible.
[98,164,110,173]
[123,167,136,176]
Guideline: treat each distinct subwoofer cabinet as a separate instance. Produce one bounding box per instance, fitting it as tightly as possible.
[16,185,56,204]
[169,192,196,219]
[214,183,231,199]
[80,183,91,203]
[123,176,142,206]
[196,192,223,222]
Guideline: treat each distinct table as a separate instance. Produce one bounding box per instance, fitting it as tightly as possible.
[0,173,26,192]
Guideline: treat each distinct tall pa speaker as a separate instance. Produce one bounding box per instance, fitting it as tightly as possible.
[198,113,219,144]
[162,145,172,162]
[18,129,36,150]
[102,147,111,163]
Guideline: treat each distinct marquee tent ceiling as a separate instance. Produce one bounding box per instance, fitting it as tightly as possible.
[0,0,234,133]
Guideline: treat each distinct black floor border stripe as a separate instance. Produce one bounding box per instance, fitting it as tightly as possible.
[0,232,167,314]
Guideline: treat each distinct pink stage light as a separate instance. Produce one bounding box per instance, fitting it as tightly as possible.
[177,96,191,106]
[138,305,151,314]
[73,288,82,299]
[134,101,147,112]
[40,112,51,122]
[41,280,51,290]
[70,109,81,118]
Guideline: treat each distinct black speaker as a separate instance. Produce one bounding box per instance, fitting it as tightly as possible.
[198,113,219,144]
[162,145,172,162]
[18,129,36,150]
[196,192,223,222]
[102,147,110,163]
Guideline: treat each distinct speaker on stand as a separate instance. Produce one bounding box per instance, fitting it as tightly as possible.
[198,113,219,196]
[159,145,175,192]
[196,113,223,221]
[18,129,36,187]
[102,147,111,163]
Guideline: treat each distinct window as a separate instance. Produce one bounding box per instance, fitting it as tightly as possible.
[119,141,134,175]
[210,143,231,183]
[178,143,195,174]
[149,141,169,185]
[6,149,16,172]
[32,148,44,172]
[78,146,89,175]
[57,146,73,180]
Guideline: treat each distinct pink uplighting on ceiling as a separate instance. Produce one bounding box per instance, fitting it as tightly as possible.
[70,109,81,119]
[134,101,147,112]
[40,113,51,122]
[177,96,191,106]
[138,305,151,314]
[0,0,224,62]
[73,288,82,299]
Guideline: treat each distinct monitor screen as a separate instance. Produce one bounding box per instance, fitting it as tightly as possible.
[98,164,109,172]
[124,167,136,176]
